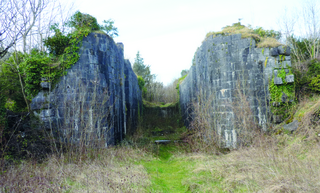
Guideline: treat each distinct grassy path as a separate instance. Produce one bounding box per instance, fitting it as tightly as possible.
[135,121,224,192]
[141,145,193,192]
[139,144,223,193]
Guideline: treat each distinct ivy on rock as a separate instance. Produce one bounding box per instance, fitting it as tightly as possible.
[21,11,118,100]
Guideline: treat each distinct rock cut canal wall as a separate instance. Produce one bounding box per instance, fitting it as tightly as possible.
[179,34,293,148]
[31,32,142,146]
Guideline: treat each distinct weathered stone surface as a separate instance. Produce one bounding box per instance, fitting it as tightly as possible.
[282,120,299,132]
[274,77,283,85]
[286,74,294,83]
[281,92,288,103]
[270,47,279,56]
[179,34,292,148]
[30,32,142,146]
[278,46,290,56]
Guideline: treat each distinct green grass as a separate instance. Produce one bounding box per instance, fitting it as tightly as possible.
[142,155,194,192]
[138,143,247,193]
[143,100,178,108]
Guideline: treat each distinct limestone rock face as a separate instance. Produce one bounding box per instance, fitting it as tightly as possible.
[31,33,142,146]
[179,34,292,148]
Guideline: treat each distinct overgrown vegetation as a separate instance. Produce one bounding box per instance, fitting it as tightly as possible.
[0,10,119,166]
[205,22,283,48]
[1,91,320,192]
[0,11,118,112]
[2,2,320,192]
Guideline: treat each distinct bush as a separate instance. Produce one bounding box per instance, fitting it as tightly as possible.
[137,76,147,97]
[293,58,320,97]
[309,75,320,92]
[0,53,28,112]
[66,11,100,31]
[43,24,70,56]
[65,11,118,38]
[20,50,52,99]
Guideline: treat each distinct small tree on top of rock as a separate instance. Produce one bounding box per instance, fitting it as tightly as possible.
[66,11,118,38]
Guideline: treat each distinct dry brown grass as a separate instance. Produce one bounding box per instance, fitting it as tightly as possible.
[190,134,320,192]
[186,94,320,192]
[257,37,283,48]
[0,147,152,193]
[206,24,259,40]
[186,92,221,153]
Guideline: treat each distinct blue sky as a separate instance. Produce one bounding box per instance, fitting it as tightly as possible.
[76,0,302,85]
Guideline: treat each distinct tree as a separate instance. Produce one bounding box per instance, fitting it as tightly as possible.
[0,0,23,58]
[66,11,118,38]
[0,0,75,58]
[100,19,118,38]
[66,11,100,31]
[133,51,155,86]
[0,0,75,112]
[133,51,158,101]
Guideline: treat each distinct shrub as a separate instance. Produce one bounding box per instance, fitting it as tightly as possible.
[137,76,147,97]
[293,58,320,97]
[43,24,70,56]
[0,53,28,111]
[19,50,52,99]
[65,11,118,38]
[137,75,145,90]
[309,75,320,92]
[66,11,100,31]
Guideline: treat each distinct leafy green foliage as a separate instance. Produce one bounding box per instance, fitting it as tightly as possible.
[137,76,147,97]
[307,59,320,74]
[269,68,295,121]
[137,75,145,89]
[133,51,156,100]
[43,24,70,56]
[23,10,118,100]
[309,75,320,92]
[269,68,294,103]
[253,27,281,40]
[66,11,100,31]
[100,19,118,38]
[0,52,28,111]
[0,11,110,111]
[290,37,318,61]
[293,58,320,96]
[133,51,155,86]
[176,74,187,95]
[19,50,52,99]
[66,11,118,38]
[289,35,320,62]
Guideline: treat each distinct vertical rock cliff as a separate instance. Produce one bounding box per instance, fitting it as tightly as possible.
[179,34,293,148]
[31,32,142,146]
